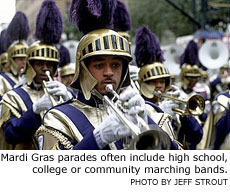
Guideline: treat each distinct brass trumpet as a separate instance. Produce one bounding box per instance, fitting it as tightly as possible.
[104,84,171,150]
[42,71,64,106]
[154,90,205,116]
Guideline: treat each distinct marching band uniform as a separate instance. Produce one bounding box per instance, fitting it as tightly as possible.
[37,0,180,150]
[209,64,230,100]
[134,26,202,150]
[0,12,29,100]
[212,90,230,149]
[177,40,205,149]
[0,0,71,149]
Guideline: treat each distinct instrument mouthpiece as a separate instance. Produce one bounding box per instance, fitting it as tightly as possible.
[45,71,52,81]
[105,84,114,93]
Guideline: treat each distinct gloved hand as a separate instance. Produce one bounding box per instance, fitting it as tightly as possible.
[45,81,70,101]
[119,86,147,124]
[93,114,132,149]
[32,93,53,114]
[221,76,230,85]
[14,74,27,88]
[167,85,187,100]
[159,100,179,118]
[129,65,139,81]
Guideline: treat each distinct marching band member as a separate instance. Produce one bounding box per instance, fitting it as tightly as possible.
[134,26,203,150]
[179,40,201,96]
[179,40,209,123]
[0,12,29,100]
[58,44,75,87]
[212,90,230,149]
[0,0,71,149]
[209,63,230,100]
[37,0,181,150]
[0,29,10,73]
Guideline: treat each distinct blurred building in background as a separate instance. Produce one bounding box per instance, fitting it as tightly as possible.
[16,0,71,41]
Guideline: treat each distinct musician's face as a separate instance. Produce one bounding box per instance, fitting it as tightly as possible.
[185,76,198,90]
[14,57,26,74]
[220,68,229,78]
[87,55,123,94]
[147,78,166,92]
[32,60,56,84]
[61,74,74,87]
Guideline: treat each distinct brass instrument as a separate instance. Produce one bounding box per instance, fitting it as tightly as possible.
[154,90,205,116]
[104,84,171,150]
[42,71,64,106]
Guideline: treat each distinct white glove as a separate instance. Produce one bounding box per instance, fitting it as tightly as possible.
[129,65,139,81]
[14,74,27,88]
[159,100,179,118]
[93,114,132,149]
[119,86,148,124]
[221,77,230,84]
[167,85,186,100]
[32,93,53,114]
[45,81,70,101]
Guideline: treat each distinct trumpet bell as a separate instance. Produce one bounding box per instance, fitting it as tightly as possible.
[187,94,205,115]
[129,128,171,150]
[199,40,229,69]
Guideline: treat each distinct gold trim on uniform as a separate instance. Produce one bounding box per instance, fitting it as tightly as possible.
[35,125,74,150]
[39,99,183,150]
[0,85,45,150]
[0,73,19,97]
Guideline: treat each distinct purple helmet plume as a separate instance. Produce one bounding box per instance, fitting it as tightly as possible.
[6,11,30,43]
[113,1,131,32]
[0,30,8,54]
[179,40,199,67]
[69,0,117,35]
[135,25,164,67]
[58,44,71,67]
[35,0,63,44]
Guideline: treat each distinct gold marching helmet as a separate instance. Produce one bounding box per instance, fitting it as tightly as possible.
[24,0,62,85]
[72,29,132,100]
[139,62,171,86]
[0,29,9,72]
[25,41,60,85]
[179,64,201,82]
[179,40,201,90]
[68,0,132,100]
[134,25,171,98]
[60,64,75,77]
[0,53,8,66]
[0,52,8,72]
[5,11,30,76]
[7,41,28,76]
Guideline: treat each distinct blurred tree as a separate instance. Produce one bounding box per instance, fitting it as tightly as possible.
[129,0,193,43]
[128,0,229,43]
[63,14,83,41]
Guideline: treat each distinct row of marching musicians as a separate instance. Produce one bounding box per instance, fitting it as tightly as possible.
[130,36,230,150]
[0,0,228,150]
